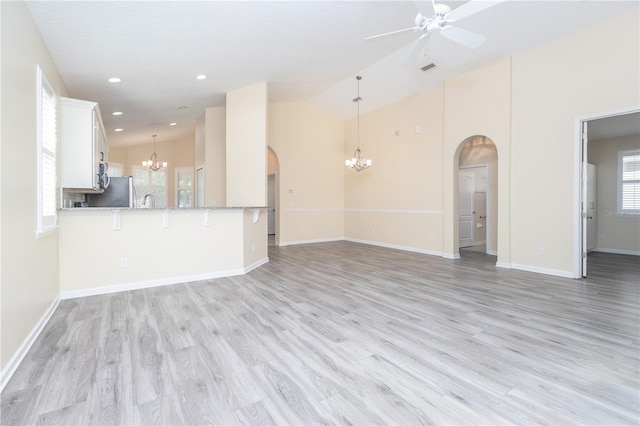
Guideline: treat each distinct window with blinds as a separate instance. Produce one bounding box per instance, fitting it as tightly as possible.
[132,165,167,208]
[37,66,57,236]
[618,150,640,215]
[175,167,193,208]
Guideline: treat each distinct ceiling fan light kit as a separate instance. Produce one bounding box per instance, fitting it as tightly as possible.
[366,0,504,62]
[346,76,372,173]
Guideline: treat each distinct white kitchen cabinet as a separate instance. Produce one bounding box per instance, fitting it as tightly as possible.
[61,97,109,191]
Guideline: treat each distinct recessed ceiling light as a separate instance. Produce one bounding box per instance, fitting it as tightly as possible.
[114,128,123,132]
[107,77,122,83]
[169,122,177,126]
[178,106,189,110]
[112,111,123,116]
[195,74,207,80]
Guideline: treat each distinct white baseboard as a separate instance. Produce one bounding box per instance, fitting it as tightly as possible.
[441,253,461,260]
[1,296,61,393]
[592,247,640,256]
[509,263,575,279]
[495,261,511,269]
[487,249,498,256]
[244,257,269,273]
[344,237,444,257]
[278,237,343,247]
[61,267,250,300]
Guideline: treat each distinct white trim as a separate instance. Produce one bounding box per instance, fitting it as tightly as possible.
[1,296,61,392]
[286,208,444,215]
[441,252,461,260]
[244,257,269,273]
[287,208,343,212]
[487,249,498,256]
[60,268,249,300]
[344,237,445,257]
[495,261,511,269]
[278,237,343,247]
[574,106,640,278]
[345,208,443,215]
[509,263,575,279]
[592,247,640,256]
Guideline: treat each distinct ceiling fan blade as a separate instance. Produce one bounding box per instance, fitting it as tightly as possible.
[440,26,487,49]
[403,33,431,64]
[365,26,419,41]
[414,0,435,19]
[446,0,506,21]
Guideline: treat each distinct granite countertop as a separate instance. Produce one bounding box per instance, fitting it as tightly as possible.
[60,206,266,212]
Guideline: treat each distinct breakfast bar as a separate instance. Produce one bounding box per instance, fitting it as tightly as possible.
[58,207,268,299]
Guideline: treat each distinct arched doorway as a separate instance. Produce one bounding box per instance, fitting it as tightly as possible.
[267,147,280,246]
[455,135,498,257]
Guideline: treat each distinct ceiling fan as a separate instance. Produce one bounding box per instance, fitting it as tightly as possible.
[366,0,505,62]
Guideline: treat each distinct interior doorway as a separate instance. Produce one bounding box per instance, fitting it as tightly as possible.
[456,136,498,256]
[459,165,488,250]
[575,107,640,277]
[267,147,280,246]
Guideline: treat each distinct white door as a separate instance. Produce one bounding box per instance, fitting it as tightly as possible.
[473,192,487,245]
[581,121,588,276]
[267,174,276,235]
[459,171,475,248]
[587,163,597,252]
[196,167,204,208]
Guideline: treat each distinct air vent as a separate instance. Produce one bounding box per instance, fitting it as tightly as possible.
[421,63,436,72]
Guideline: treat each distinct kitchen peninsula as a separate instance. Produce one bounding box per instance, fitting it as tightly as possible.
[58,207,267,299]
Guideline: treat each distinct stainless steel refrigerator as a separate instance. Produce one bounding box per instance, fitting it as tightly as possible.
[86,176,134,207]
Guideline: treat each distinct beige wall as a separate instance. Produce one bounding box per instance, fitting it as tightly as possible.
[242,208,268,268]
[589,134,640,254]
[59,209,249,295]
[108,135,195,207]
[511,10,639,274]
[444,57,512,262]
[195,107,226,207]
[0,1,67,373]
[226,82,267,207]
[268,101,345,245]
[344,86,445,253]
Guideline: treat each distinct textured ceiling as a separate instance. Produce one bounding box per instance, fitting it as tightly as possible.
[25,1,639,148]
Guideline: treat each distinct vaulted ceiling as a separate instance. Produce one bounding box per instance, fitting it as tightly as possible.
[25,1,639,147]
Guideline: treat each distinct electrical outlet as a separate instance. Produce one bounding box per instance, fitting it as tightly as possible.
[537,247,544,255]
[120,258,127,268]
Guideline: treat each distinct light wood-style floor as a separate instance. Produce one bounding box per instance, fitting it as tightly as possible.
[2,242,639,425]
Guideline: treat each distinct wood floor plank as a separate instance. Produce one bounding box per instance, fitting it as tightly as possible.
[1,243,638,425]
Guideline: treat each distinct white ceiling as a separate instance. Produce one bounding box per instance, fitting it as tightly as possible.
[25,0,639,148]
[588,112,640,142]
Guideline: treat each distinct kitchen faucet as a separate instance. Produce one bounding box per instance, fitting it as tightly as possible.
[142,193,155,208]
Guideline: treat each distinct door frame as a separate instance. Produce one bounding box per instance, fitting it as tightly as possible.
[573,105,640,278]
[459,163,490,253]
[458,169,476,248]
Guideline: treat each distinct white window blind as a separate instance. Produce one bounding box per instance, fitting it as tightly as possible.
[618,150,640,215]
[175,167,193,208]
[132,165,166,208]
[108,162,123,177]
[37,66,57,236]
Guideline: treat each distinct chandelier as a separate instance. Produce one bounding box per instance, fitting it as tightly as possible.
[142,134,167,172]
[345,75,372,172]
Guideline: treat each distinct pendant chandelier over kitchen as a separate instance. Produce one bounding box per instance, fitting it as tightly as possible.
[345,75,372,172]
[142,134,167,172]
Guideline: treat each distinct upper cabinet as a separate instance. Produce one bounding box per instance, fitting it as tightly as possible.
[61,97,109,192]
